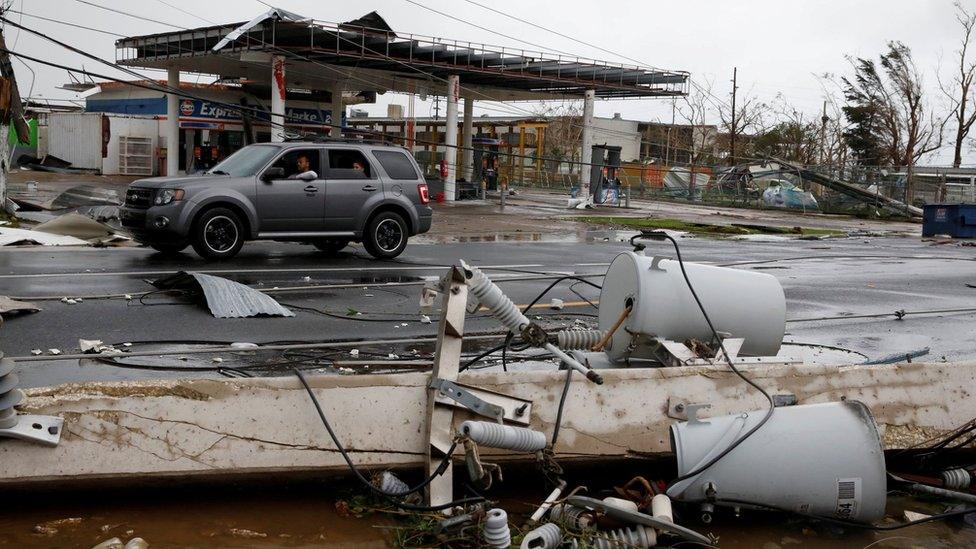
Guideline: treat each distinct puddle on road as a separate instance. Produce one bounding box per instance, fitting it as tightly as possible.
[414,229,638,245]
[4,466,975,548]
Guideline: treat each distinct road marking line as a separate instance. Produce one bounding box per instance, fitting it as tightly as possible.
[0,264,547,280]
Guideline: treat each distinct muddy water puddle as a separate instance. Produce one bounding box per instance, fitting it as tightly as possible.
[4,468,976,548]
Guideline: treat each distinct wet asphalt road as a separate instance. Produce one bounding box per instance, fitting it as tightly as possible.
[1,233,974,388]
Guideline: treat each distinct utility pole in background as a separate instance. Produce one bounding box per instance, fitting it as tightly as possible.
[729,67,737,165]
[819,100,828,166]
[0,15,31,205]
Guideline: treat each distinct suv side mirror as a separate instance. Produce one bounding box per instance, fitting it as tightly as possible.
[262,167,285,181]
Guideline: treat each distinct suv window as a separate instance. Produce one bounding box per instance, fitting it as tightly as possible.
[327,149,374,179]
[270,149,321,179]
[208,144,279,177]
[373,150,420,180]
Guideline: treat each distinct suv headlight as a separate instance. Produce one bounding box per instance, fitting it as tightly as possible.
[154,189,185,205]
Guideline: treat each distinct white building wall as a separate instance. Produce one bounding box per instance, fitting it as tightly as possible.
[591,116,641,162]
[102,115,160,176]
[47,113,104,171]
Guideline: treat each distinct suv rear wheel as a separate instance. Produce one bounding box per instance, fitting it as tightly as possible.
[312,239,350,255]
[364,211,408,259]
[191,207,245,260]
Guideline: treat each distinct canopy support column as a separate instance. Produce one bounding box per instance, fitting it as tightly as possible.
[579,89,596,206]
[271,55,286,143]
[444,75,460,202]
[461,96,474,183]
[166,68,180,176]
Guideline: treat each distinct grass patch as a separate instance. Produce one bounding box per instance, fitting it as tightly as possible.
[570,216,843,237]
[0,210,20,228]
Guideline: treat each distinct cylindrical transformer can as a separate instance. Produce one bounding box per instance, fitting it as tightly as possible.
[666,401,887,523]
[599,251,786,361]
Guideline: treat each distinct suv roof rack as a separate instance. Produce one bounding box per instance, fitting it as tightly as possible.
[283,135,389,146]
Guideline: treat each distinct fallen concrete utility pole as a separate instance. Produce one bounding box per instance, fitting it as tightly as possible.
[1,360,974,487]
[770,157,924,218]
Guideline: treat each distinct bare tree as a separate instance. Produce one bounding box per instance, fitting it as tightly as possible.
[533,101,582,176]
[674,79,718,166]
[716,85,770,163]
[938,1,976,168]
[815,75,853,169]
[753,95,821,164]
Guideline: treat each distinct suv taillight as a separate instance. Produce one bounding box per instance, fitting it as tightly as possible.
[418,183,430,204]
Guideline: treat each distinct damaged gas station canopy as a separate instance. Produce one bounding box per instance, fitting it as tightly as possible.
[152,271,294,318]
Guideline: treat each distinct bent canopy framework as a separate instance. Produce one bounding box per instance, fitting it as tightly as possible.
[114,10,689,101]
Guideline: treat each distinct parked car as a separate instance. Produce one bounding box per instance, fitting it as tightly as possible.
[119,139,433,259]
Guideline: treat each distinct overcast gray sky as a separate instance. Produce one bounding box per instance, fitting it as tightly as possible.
[8,0,965,163]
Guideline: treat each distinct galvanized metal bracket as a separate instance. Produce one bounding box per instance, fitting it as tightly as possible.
[667,398,711,424]
[430,378,505,423]
[714,338,744,362]
[0,414,64,447]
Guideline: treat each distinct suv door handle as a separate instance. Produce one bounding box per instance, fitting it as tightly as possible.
[304,185,318,192]
[362,185,377,192]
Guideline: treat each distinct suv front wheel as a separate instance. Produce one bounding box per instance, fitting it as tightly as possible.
[191,207,245,260]
[364,211,408,259]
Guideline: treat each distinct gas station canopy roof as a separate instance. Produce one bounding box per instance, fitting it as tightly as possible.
[115,10,689,101]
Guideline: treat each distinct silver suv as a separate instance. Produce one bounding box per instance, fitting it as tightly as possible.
[119,140,433,259]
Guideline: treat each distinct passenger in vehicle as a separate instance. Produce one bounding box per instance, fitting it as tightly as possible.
[288,154,315,179]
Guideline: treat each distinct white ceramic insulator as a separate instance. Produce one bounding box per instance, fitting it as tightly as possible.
[461,421,547,452]
[0,358,23,430]
[549,504,594,532]
[378,471,411,496]
[520,522,562,549]
[555,329,606,350]
[592,525,657,549]
[651,493,674,523]
[942,468,972,490]
[602,497,639,514]
[484,508,511,548]
[463,262,530,332]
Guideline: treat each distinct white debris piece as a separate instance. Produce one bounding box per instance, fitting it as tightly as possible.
[230,342,259,350]
[48,349,61,355]
[349,349,360,357]
[338,367,355,374]
[124,294,133,301]
[79,339,104,353]
[388,353,399,359]
[420,314,432,324]
[400,322,409,327]
[550,298,564,310]
[30,349,42,355]
[302,276,312,282]
[212,357,224,363]
[122,342,133,347]
[0,227,88,247]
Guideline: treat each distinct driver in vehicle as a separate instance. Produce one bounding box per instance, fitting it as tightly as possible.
[288,154,315,179]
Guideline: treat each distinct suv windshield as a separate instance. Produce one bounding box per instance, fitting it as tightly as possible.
[207,144,280,177]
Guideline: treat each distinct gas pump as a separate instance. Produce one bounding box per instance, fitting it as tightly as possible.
[472,137,501,192]
[589,144,622,205]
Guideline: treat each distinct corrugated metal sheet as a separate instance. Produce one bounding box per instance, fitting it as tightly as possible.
[46,113,103,170]
[152,271,294,318]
